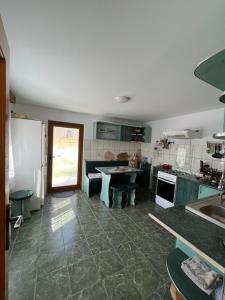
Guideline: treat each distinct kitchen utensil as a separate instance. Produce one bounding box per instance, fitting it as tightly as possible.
[212,144,223,158]
[104,151,114,161]
[117,152,129,161]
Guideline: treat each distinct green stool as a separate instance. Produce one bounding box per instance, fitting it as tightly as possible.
[110,185,127,209]
[9,190,33,219]
[125,183,139,206]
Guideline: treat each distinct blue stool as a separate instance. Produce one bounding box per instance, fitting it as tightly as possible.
[125,183,139,206]
[9,190,33,219]
[110,185,127,209]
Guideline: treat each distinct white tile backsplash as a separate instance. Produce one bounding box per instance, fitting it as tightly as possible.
[83,139,141,161]
[83,139,225,174]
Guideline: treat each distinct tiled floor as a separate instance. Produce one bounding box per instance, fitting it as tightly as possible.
[9,190,175,300]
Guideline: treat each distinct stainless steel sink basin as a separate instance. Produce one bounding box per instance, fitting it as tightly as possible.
[200,205,225,223]
[186,196,225,229]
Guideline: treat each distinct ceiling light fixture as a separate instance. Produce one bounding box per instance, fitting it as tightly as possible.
[115,96,131,103]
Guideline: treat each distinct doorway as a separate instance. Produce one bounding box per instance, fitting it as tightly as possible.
[47,121,84,193]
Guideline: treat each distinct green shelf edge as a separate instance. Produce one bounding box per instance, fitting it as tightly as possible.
[194,48,225,91]
[166,248,214,300]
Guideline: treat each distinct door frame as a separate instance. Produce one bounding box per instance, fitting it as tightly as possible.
[47,120,84,193]
[0,16,10,300]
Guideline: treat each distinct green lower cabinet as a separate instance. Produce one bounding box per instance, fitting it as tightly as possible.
[198,185,223,199]
[175,178,199,206]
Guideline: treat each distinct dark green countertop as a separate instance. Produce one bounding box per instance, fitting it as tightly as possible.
[149,205,225,272]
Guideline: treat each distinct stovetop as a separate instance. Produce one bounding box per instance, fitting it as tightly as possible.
[165,169,194,177]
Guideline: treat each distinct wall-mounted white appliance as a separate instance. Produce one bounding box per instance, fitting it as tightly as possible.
[163,129,201,139]
[156,171,177,208]
[11,118,45,210]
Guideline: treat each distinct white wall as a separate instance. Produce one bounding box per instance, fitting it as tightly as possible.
[146,108,224,144]
[13,102,143,139]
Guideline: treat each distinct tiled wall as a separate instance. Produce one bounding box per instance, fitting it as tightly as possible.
[83,139,225,174]
[141,142,225,173]
[83,139,141,161]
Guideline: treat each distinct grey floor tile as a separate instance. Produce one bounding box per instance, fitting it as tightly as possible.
[86,232,112,254]
[97,219,120,231]
[9,250,38,277]
[115,241,145,267]
[122,224,142,239]
[133,267,166,299]
[16,225,40,242]
[9,269,36,300]
[65,239,92,265]
[9,191,173,300]
[13,238,39,256]
[145,252,169,277]
[147,284,168,300]
[72,280,108,300]
[81,222,103,238]
[39,230,64,252]
[35,267,71,300]
[68,257,100,295]
[105,228,131,245]
[62,223,84,245]
[78,213,97,225]
[36,249,67,278]
[104,269,142,300]
[93,248,124,278]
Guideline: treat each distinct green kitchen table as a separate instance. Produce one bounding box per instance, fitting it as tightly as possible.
[96,166,142,207]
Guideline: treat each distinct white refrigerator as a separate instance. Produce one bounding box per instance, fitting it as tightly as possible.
[11,118,45,210]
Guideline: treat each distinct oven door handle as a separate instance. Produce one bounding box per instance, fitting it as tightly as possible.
[157,177,176,185]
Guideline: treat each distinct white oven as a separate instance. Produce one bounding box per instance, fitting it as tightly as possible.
[156,171,177,208]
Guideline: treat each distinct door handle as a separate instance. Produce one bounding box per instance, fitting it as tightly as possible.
[6,203,23,250]
[9,215,23,229]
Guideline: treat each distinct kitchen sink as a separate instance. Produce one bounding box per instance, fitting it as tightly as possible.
[186,196,225,229]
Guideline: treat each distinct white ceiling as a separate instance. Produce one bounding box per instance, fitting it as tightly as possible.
[1,0,225,121]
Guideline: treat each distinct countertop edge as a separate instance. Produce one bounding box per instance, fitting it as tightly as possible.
[148,212,225,273]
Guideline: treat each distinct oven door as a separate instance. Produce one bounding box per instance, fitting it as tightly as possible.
[156,177,176,208]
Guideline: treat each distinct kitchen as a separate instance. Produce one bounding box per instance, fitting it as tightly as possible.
[1,1,225,300]
[149,50,225,300]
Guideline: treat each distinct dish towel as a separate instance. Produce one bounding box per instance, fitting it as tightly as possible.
[181,255,222,295]
[212,286,223,300]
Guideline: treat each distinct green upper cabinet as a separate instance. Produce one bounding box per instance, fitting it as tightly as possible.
[175,177,199,206]
[144,126,151,143]
[194,49,225,91]
[120,125,133,142]
[93,121,151,143]
[93,122,121,140]
[198,185,222,199]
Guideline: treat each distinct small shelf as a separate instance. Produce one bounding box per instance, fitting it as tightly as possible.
[166,248,214,300]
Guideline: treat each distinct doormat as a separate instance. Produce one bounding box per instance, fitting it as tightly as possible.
[52,191,75,198]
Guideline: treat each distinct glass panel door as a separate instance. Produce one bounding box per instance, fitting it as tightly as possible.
[52,126,79,187]
[47,121,84,192]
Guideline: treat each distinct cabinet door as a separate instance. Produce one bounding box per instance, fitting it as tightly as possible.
[120,125,133,141]
[175,178,199,205]
[144,127,152,143]
[95,122,121,140]
[198,185,222,199]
